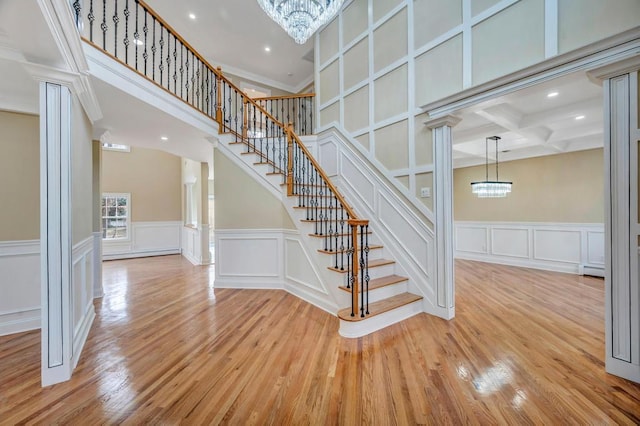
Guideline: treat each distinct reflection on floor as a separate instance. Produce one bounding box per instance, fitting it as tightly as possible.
[0,256,638,423]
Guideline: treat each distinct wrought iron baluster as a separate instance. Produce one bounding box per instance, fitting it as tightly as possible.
[159,25,164,85]
[113,0,119,57]
[234,89,238,136]
[134,1,139,70]
[101,0,107,50]
[88,0,95,42]
[360,228,365,317]
[364,224,370,315]
[179,44,183,98]
[336,201,342,269]
[72,0,81,29]
[151,16,156,80]
[143,10,148,76]
[124,0,130,63]
[173,37,177,94]
[185,50,190,103]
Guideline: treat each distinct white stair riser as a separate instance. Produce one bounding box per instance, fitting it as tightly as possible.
[338,300,423,338]
[338,281,408,304]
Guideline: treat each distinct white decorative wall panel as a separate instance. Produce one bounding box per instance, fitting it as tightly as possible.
[455,226,487,254]
[0,240,41,336]
[340,154,375,211]
[217,237,279,278]
[284,238,326,293]
[492,228,529,258]
[455,222,604,274]
[103,221,182,260]
[534,229,581,263]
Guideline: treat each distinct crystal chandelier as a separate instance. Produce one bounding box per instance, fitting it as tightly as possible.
[256,0,345,44]
[471,136,513,198]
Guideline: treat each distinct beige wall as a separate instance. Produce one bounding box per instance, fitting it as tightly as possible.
[102,146,182,222]
[72,98,94,245]
[454,149,604,223]
[0,111,39,241]
[214,149,295,230]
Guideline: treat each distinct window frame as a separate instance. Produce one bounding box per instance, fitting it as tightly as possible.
[101,193,131,241]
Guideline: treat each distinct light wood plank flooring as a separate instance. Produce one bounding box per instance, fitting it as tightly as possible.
[0,256,638,424]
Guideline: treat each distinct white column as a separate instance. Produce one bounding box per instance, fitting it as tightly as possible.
[39,81,73,386]
[589,59,640,384]
[92,140,103,298]
[425,115,461,320]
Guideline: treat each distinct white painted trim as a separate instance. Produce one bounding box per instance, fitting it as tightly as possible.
[0,240,40,256]
[544,0,559,58]
[40,81,73,386]
[102,221,182,260]
[92,232,103,298]
[339,299,422,338]
[423,27,640,117]
[0,308,40,336]
[455,221,605,275]
[83,44,218,136]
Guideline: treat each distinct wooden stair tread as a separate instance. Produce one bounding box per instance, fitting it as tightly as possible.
[338,274,408,293]
[318,245,382,255]
[338,292,423,322]
[328,258,395,273]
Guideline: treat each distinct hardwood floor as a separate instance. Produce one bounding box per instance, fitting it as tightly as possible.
[0,256,638,424]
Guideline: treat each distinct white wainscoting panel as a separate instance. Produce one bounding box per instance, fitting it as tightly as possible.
[0,240,41,336]
[455,222,605,275]
[492,227,529,258]
[103,221,182,260]
[455,226,488,254]
[214,229,338,313]
[534,229,581,263]
[71,236,96,369]
[215,230,282,288]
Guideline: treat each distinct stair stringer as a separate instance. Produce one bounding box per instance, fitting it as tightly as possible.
[310,127,452,320]
[214,133,347,315]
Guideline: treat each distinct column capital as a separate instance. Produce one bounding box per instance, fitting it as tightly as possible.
[423,114,462,130]
[587,55,640,85]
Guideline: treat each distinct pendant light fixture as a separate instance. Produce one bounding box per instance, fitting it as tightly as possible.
[471,136,512,198]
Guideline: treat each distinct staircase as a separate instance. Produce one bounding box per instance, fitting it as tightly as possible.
[226,132,424,337]
[74,0,424,337]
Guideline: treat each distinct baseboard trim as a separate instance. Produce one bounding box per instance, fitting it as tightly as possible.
[0,308,41,336]
[456,252,579,274]
[103,248,181,261]
[72,303,95,369]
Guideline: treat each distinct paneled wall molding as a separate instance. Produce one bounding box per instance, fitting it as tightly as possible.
[40,81,74,386]
[103,221,182,261]
[214,229,339,315]
[70,234,96,370]
[423,27,640,118]
[310,128,447,319]
[455,221,605,275]
[0,240,40,256]
[600,66,640,383]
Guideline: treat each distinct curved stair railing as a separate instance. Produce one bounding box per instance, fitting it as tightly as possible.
[73,0,372,318]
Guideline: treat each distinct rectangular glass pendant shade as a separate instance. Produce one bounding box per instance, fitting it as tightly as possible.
[471,181,512,198]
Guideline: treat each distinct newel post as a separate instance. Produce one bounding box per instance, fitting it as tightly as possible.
[286,123,294,196]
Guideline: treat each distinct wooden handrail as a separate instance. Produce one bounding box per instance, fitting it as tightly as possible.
[289,130,359,221]
[132,0,286,131]
[253,93,316,101]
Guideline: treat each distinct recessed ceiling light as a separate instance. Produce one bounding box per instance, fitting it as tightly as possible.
[134,39,144,46]
[264,46,271,52]
[161,136,169,141]
[547,92,559,98]
[575,115,585,120]
[188,13,196,20]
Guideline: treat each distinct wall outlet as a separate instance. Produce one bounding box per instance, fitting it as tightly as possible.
[420,187,431,198]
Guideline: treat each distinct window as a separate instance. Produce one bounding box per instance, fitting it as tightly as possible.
[102,193,130,240]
